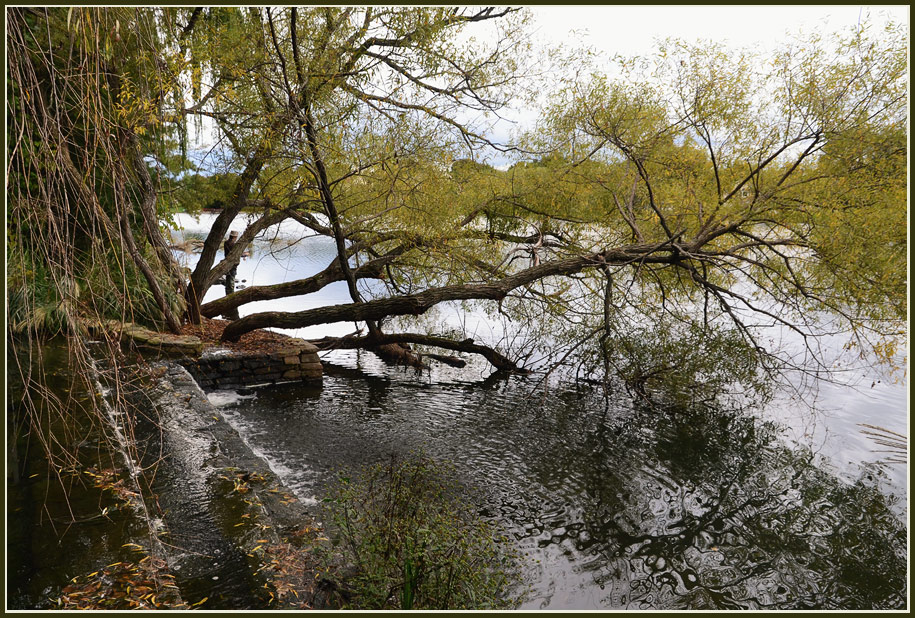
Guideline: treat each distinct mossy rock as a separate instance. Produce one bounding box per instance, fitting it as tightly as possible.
[111,322,204,357]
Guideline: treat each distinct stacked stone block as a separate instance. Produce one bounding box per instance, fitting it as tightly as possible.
[181,339,322,391]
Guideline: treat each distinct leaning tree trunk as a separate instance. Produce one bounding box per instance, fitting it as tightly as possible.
[221,246,679,342]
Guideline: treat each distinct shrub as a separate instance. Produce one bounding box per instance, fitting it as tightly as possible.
[320,453,521,610]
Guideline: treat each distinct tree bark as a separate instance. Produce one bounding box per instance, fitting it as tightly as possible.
[221,246,677,342]
[184,106,296,322]
[124,132,188,300]
[199,252,398,318]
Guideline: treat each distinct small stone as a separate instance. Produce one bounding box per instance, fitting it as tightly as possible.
[284,356,300,365]
[282,369,302,379]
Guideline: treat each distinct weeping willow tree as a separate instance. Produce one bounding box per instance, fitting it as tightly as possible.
[7,8,195,335]
[483,26,908,398]
[166,7,536,328]
[6,7,204,522]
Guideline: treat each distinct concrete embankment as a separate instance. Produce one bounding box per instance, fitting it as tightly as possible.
[137,361,333,609]
[83,319,334,608]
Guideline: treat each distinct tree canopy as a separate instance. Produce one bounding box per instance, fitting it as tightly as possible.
[7,7,907,400]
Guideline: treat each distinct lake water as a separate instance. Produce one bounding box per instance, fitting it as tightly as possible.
[169,212,908,609]
[6,343,152,609]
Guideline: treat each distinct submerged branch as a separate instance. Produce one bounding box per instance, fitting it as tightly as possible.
[310,332,526,372]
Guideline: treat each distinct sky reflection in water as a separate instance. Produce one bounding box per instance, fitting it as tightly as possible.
[171,212,907,609]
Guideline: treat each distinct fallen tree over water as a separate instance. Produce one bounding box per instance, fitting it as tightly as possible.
[8,6,907,388]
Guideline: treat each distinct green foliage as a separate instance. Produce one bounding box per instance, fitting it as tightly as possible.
[160,172,240,216]
[805,124,906,321]
[81,247,186,331]
[320,454,521,609]
[7,254,77,337]
[517,20,907,376]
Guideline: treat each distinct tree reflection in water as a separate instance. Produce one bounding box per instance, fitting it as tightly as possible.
[521,396,906,610]
[221,354,906,611]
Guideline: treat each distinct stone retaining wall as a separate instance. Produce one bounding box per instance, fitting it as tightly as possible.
[180,339,322,391]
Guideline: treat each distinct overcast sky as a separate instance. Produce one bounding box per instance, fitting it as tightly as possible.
[477,5,908,165]
[527,5,907,57]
